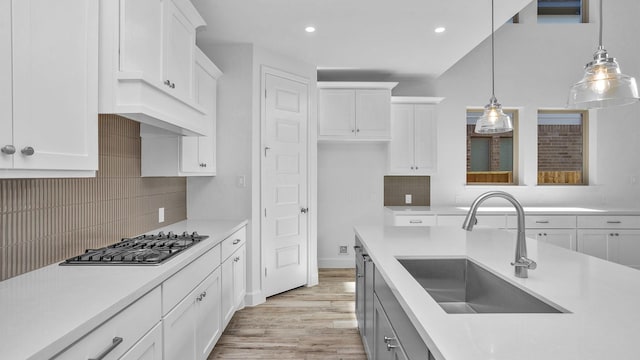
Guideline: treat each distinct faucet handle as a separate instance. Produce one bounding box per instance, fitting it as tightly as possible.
[511,257,537,270]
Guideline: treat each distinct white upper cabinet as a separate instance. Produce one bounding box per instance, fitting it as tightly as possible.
[140,49,221,177]
[0,0,98,177]
[99,0,210,136]
[318,82,397,141]
[388,97,443,175]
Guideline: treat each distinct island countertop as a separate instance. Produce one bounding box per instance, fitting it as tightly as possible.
[354,223,640,360]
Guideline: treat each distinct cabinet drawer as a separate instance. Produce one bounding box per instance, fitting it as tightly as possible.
[523,215,576,229]
[393,215,436,227]
[577,215,640,229]
[54,287,161,360]
[163,244,221,315]
[221,227,247,262]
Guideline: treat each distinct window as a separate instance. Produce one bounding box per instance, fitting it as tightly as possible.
[466,109,518,184]
[538,0,588,24]
[538,110,588,185]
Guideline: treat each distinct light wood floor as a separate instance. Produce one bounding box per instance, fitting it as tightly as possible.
[208,268,367,360]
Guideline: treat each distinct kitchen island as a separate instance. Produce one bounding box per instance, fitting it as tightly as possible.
[354,223,640,359]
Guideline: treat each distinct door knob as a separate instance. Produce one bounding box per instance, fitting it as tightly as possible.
[21,146,34,156]
[1,145,15,154]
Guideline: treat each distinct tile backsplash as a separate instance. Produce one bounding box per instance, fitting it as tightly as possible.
[0,115,187,281]
[384,176,430,206]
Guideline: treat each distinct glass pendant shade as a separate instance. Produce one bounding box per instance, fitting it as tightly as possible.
[568,47,639,109]
[475,97,513,134]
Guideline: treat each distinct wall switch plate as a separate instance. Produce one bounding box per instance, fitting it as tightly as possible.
[158,207,165,223]
[237,175,246,188]
[405,194,412,204]
[339,245,348,254]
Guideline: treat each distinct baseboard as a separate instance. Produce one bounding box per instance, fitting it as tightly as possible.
[244,290,266,307]
[318,257,355,268]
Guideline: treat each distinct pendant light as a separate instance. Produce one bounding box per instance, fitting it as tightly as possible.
[475,0,513,134]
[567,0,639,109]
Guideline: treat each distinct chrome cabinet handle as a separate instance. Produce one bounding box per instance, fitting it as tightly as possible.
[233,239,241,245]
[535,220,549,224]
[409,220,423,224]
[356,128,360,132]
[21,146,34,156]
[607,221,622,224]
[1,145,15,154]
[89,337,123,360]
[196,291,207,302]
[301,207,309,214]
[383,336,394,344]
[164,79,171,86]
[170,82,175,89]
[234,256,240,262]
[356,273,364,278]
[386,343,397,351]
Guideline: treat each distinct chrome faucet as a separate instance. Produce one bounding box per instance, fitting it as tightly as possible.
[462,191,537,278]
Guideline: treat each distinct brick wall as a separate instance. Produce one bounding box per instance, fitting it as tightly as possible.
[538,124,583,171]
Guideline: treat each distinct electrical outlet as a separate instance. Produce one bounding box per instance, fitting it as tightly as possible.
[405,194,412,204]
[339,245,348,254]
[158,207,165,223]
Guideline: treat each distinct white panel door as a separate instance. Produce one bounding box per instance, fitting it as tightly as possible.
[163,290,198,360]
[388,104,414,173]
[263,73,308,297]
[232,245,246,307]
[0,0,12,168]
[577,230,608,260]
[11,0,98,170]
[163,0,194,100]
[413,104,437,172]
[608,230,640,270]
[221,257,234,327]
[356,89,391,138]
[526,229,576,250]
[318,89,355,137]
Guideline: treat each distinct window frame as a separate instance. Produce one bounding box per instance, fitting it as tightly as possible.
[537,109,589,186]
[537,0,589,24]
[466,108,519,185]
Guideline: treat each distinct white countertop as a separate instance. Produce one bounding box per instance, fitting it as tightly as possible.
[0,219,247,360]
[354,224,640,360]
[385,205,640,215]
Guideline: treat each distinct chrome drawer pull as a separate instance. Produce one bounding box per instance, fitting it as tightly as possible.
[1,145,15,154]
[89,337,123,360]
[232,239,241,245]
[386,343,397,351]
[409,220,423,224]
[535,220,549,224]
[607,221,622,224]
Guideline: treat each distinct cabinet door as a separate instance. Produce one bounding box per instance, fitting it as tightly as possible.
[11,0,98,171]
[162,0,195,100]
[608,230,640,270]
[0,0,11,168]
[318,89,356,137]
[119,0,162,79]
[354,247,365,337]
[363,255,375,354]
[221,255,235,327]
[373,296,402,360]
[232,244,247,308]
[388,104,414,173]
[577,230,608,260]
[413,105,437,173]
[120,323,163,360]
[196,267,222,360]
[526,229,576,251]
[164,286,199,360]
[356,89,391,139]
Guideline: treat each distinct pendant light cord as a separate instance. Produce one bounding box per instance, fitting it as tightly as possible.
[491,0,496,99]
[598,0,603,47]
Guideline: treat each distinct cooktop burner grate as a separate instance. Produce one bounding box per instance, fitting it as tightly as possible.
[60,231,209,266]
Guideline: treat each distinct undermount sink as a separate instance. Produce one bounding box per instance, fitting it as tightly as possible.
[398,258,567,314]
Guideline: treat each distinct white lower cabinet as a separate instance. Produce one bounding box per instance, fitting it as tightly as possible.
[120,323,163,360]
[54,287,161,360]
[164,267,222,360]
[526,229,577,251]
[221,244,246,327]
[577,229,640,269]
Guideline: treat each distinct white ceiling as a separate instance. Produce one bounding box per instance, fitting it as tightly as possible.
[192,0,534,77]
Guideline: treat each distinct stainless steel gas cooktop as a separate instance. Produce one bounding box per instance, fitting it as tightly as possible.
[60,231,209,266]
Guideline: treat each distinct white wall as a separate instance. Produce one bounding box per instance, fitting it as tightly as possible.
[434,1,640,207]
[317,143,387,267]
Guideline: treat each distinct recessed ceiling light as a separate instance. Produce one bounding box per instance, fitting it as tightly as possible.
[305,26,316,33]
[434,27,446,33]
